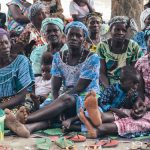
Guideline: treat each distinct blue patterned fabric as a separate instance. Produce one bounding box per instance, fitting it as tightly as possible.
[51,52,100,113]
[133,31,147,51]
[0,55,34,98]
[98,83,138,112]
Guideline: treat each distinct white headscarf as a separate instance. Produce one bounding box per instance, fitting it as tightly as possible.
[140,8,150,30]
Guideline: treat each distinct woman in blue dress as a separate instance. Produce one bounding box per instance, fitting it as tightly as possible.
[10,21,100,137]
[0,28,34,138]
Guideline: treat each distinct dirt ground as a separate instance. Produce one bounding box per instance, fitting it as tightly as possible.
[0,136,149,150]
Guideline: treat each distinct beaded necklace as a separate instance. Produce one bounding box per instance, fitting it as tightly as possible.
[65,48,85,65]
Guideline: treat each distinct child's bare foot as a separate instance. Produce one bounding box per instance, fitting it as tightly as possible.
[16,106,28,124]
[79,108,97,138]
[62,118,72,129]
[5,109,30,138]
[84,91,102,127]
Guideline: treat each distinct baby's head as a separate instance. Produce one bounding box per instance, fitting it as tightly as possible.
[41,51,53,80]
[120,66,140,92]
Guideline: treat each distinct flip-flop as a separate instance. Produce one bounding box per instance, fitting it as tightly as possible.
[96,139,119,148]
[65,134,86,142]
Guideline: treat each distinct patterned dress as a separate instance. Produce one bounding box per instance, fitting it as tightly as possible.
[7,0,30,34]
[0,55,34,113]
[51,52,100,113]
[96,39,143,87]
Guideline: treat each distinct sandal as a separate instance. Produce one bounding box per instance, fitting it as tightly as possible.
[65,133,86,142]
[96,139,119,148]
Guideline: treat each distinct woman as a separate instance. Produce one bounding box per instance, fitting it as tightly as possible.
[11,2,47,56]
[70,0,95,22]
[39,0,64,19]
[7,0,31,34]
[30,17,68,76]
[9,21,100,137]
[0,28,34,138]
[133,8,150,52]
[97,16,143,90]
[86,12,103,52]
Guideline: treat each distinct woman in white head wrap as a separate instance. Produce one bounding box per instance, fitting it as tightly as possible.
[140,8,150,30]
[133,8,150,52]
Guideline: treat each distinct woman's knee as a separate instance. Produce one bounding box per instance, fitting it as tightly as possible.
[59,94,75,107]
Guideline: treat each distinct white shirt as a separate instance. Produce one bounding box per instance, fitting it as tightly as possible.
[69,0,94,18]
[35,76,51,96]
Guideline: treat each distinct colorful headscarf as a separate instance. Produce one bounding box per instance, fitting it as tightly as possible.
[65,21,89,38]
[109,16,138,32]
[0,28,10,38]
[140,8,150,30]
[41,18,64,33]
[86,12,103,25]
[29,2,45,21]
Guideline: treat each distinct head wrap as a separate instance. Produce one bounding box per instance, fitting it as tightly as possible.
[41,18,64,33]
[29,2,45,21]
[86,12,103,25]
[65,21,89,38]
[140,8,150,30]
[109,16,138,32]
[0,28,10,38]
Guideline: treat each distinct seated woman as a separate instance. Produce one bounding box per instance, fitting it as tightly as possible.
[7,0,31,34]
[30,17,68,76]
[70,0,95,22]
[96,16,143,91]
[133,8,150,52]
[85,12,103,52]
[7,21,100,137]
[79,67,150,138]
[0,29,34,138]
[10,2,47,57]
[39,0,64,19]
[135,32,150,104]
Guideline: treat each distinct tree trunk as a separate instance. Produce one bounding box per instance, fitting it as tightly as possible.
[111,0,144,29]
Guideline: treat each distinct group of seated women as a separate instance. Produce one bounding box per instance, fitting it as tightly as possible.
[0,0,150,139]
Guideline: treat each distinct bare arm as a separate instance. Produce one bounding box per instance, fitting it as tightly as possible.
[51,76,62,100]
[8,5,30,24]
[0,89,27,109]
[100,59,109,88]
[68,78,91,95]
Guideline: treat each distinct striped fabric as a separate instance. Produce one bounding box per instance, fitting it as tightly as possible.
[0,55,34,98]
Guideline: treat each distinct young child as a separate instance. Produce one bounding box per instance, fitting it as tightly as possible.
[78,66,150,138]
[30,51,53,109]
[62,66,149,138]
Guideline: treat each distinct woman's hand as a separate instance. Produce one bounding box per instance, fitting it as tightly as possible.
[130,100,147,120]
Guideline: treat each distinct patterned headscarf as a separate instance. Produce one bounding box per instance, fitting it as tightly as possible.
[86,12,103,25]
[28,2,45,21]
[65,21,89,38]
[0,28,10,38]
[109,16,138,32]
[140,8,150,30]
[41,18,64,33]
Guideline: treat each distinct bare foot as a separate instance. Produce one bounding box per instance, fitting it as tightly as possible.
[84,91,102,127]
[79,108,97,138]
[16,106,28,124]
[5,109,30,138]
[62,118,72,129]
